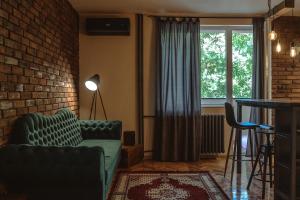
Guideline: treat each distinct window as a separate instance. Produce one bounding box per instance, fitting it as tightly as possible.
[232,30,253,98]
[200,30,226,98]
[200,26,253,105]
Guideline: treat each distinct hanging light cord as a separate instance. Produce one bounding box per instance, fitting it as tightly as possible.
[268,0,271,15]
[268,0,275,30]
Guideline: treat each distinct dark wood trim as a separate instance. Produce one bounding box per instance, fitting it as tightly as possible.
[285,0,295,7]
[144,115,156,118]
[144,150,154,153]
[136,14,144,145]
[265,0,294,18]
[147,15,255,19]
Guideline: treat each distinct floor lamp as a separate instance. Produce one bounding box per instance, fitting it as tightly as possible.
[85,74,108,120]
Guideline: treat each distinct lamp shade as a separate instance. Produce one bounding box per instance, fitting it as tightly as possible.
[290,42,297,58]
[268,30,277,41]
[85,74,100,91]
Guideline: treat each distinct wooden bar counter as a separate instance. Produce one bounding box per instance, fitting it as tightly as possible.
[236,99,300,200]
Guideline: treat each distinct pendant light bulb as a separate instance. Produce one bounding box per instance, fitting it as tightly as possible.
[290,42,297,58]
[276,40,281,53]
[268,30,277,41]
[267,0,277,41]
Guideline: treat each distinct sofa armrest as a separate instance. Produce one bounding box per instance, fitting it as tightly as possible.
[0,145,106,199]
[79,120,122,140]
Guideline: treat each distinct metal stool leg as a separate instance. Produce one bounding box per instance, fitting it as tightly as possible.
[224,127,234,177]
[254,132,263,179]
[268,149,273,188]
[247,146,262,190]
[231,132,238,184]
[266,134,273,188]
[248,129,254,169]
[262,147,268,199]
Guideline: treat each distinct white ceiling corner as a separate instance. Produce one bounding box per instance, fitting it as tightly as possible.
[68,0,300,16]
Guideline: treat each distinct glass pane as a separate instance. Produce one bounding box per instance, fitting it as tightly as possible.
[232,31,253,98]
[200,31,226,98]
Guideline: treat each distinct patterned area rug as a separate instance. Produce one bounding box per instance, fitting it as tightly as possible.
[109,171,229,200]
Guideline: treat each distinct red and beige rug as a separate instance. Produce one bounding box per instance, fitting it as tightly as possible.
[109,171,229,200]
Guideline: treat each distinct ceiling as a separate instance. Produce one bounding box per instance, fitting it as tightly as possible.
[68,0,300,16]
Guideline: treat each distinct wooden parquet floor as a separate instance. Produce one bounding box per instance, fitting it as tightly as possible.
[1,158,273,200]
[119,158,274,200]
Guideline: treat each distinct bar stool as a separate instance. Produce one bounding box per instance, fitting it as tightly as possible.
[247,127,274,199]
[224,102,259,183]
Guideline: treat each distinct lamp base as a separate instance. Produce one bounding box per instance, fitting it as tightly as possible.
[89,88,107,120]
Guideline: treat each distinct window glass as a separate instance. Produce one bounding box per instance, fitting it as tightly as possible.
[232,31,253,98]
[200,31,226,98]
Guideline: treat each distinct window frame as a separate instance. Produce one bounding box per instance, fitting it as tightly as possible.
[200,25,253,106]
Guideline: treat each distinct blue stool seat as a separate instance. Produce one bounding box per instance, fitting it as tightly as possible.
[238,121,258,129]
[257,124,275,135]
[259,124,274,130]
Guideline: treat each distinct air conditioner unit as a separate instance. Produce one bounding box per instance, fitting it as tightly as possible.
[85,18,130,36]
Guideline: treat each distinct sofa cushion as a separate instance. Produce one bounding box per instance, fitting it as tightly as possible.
[78,140,121,187]
[13,109,82,146]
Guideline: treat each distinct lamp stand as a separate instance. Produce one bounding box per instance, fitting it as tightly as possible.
[89,88,107,120]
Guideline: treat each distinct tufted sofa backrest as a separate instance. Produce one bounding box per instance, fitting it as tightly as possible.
[15,109,83,146]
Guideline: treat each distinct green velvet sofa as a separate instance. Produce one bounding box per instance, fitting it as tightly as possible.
[0,108,122,200]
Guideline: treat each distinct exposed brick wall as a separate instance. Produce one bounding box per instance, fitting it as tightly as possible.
[0,0,79,145]
[272,16,300,99]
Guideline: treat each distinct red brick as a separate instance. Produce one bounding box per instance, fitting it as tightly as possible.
[0,101,13,109]
[16,107,28,115]
[23,84,34,91]
[45,104,52,111]
[7,74,17,82]
[0,92,7,99]
[37,105,45,112]
[44,99,51,104]
[0,9,9,19]
[4,38,18,49]
[28,106,37,113]
[0,119,9,128]
[13,100,25,108]
[29,77,39,84]
[12,66,23,75]
[273,16,300,102]
[21,92,31,99]
[26,99,35,107]
[16,83,24,92]
[14,51,22,59]
[4,56,18,65]
[0,0,79,144]
[39,79,47,85]
[32,92,47,99]
[36,99,44,105]
[24,69,34,76]
[8,92,20,99]
[0,64,11,73]
[34,85,43,91]
[3,109,16,118]
[0,73,7,81]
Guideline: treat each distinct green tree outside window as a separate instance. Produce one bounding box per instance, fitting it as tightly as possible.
[200,30,253,99]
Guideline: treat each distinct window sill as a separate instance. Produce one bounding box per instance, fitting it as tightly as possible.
[201,98,251,108]
[201,104,224,108]
[201,98,226,107]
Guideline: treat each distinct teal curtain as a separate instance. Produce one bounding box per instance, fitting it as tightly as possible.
[247,17,265,155]
[154,17,202,161]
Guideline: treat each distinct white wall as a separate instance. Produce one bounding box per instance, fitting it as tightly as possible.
[79,14,138,137]
[79,14,252,158]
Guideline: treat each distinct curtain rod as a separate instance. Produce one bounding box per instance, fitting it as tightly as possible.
[146,15,259,19]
